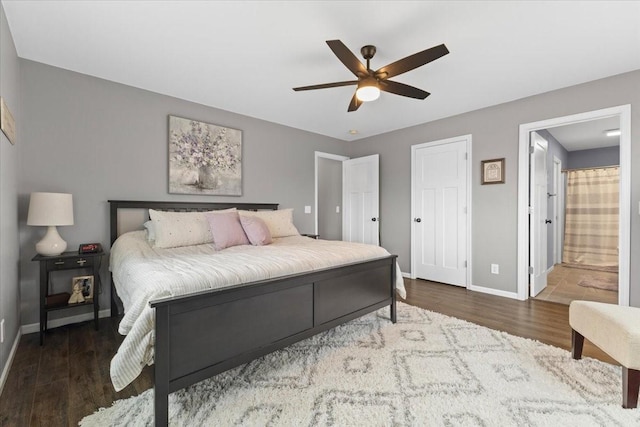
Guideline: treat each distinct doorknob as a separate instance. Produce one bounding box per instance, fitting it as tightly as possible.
[371,218,378,222]
[414,218,422,223]
[545,219,552,224]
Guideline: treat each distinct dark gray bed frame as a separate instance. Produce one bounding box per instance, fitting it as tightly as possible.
[108,200,397,426]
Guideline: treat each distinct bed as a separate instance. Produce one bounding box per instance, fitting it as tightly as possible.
[108,200,403,426]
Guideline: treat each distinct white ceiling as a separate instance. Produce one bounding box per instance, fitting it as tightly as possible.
[3,1,640,142]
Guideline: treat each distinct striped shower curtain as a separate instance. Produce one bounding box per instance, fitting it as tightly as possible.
[562,167,619,268]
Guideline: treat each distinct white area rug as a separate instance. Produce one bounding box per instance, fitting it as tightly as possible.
[81,302,640,426]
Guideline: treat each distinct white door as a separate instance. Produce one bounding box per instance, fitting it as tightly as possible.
[343,154,379,245]
[530,132,548,296]
[413,139,468,286]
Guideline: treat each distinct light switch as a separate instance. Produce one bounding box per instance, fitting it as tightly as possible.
[304,205,311,214]
[336,206,340,214]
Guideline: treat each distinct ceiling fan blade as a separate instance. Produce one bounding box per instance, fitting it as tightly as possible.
[293,80,358,91]
[379,80,430,99]
[347,93,363,112]
[375,44,449,79]
[326,40,368,77]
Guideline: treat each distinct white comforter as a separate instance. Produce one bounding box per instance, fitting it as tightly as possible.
[109,231,406,391]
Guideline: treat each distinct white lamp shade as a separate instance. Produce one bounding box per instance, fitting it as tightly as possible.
[27,192,74,226]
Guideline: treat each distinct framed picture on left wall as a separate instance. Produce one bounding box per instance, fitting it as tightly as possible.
[168,115,242,195]
[0,97,16,145]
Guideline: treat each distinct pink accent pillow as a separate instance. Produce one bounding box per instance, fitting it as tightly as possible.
[205,211,250,250]
[240,215,273,246]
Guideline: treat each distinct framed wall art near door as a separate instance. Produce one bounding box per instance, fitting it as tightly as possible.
[481,158,505,184]
[168,116,242,195]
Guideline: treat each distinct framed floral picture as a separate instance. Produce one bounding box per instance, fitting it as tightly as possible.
[168,116,242,195]
[481,158,505,184]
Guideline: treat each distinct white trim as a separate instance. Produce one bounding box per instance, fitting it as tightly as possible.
[546,265,555,275]
[21,309,111,335]
[517,105,631,305]
[401,272,411,279]
[410,135,472,286]
[468,284,519,300]
[0,328,21,396]
[314,151,349,235]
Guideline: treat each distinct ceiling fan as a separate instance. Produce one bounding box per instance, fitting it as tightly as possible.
[293,40,449,112]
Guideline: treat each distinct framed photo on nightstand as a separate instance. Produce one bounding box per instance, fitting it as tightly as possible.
[71,275,94,300]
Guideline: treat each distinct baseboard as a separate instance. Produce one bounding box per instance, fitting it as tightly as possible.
[401,272,411,279]
[21,309,111,335]
[468,284,520,300]
[546,265,555,274]
[0,328,21,396]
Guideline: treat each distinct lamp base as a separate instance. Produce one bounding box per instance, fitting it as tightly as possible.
[35,226,68,256]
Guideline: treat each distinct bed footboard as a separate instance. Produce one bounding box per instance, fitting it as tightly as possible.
[151,255,397,426]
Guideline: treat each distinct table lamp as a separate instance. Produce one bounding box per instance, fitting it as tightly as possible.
[27,192,74,256]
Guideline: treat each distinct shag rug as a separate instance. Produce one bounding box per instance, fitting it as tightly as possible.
[81,302,640,426]
[577,275,618,292]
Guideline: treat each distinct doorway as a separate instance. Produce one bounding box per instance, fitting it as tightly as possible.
[315,152,348,239]
[517,105,631,305]
[314,152,380,245]
[411,135,472,287]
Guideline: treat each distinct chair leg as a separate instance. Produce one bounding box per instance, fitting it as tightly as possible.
[622,367,640,409]
[571,329,584,360]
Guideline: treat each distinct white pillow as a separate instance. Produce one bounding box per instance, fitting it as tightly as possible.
[149,208,235,248]
[238,208,299,238]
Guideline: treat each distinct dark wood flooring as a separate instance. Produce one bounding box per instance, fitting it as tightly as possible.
[0,279,615,426]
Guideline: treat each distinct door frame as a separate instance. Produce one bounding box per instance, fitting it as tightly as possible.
[552,155,563,265]
[314,151,349,236]
[517,105,631,304]
[410,134,473,287]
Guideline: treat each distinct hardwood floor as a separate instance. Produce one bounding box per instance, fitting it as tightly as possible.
[0,279,616,426]
[0,317,153,427]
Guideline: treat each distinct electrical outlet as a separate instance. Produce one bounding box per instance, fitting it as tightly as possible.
[1,319,4,343]
[491,264,499,274]
[304,205,311,214]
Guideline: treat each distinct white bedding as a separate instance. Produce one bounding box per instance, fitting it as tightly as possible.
[109,231,406,391]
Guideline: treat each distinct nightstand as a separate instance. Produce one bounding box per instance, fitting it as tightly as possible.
[32,250,104,345]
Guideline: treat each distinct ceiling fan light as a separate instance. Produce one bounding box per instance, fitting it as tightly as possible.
[356,85,380,102]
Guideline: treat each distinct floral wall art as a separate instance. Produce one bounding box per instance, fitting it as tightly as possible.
[169,116,242,195]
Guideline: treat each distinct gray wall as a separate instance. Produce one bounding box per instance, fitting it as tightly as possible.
[568,145,620,169]
[18,59,348,326]
[537,129,569,269]
[0,2,21,386]
[347,70,640,307]
[317,157,342,240]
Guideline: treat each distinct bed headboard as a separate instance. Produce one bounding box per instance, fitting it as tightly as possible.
[108,200,279,246]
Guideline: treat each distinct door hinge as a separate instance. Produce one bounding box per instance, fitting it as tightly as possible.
[464,260,467,268]
[464,152,468,160]
[528,266,534,274]
[528,206,534,215]
[529,146,534,154]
